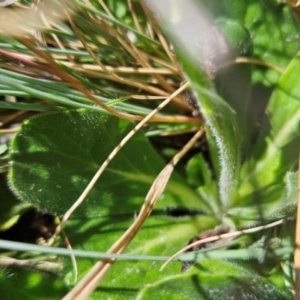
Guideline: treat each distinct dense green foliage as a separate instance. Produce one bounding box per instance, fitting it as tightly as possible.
[0,0,300,298]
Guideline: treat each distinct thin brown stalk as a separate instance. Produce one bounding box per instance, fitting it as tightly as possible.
[140,2,180,74]
[18,37,147,120]
[47,82,190,247]
[147,54,179,73]
[0,110,28,128]
[66,7,191,110]
[72,65,175,75]
[0,128,19,134]
[0,49,61,79]
[39,5,73,62]
[64,4,115,76]
[161,219,285,271]
[62,229,78,284]
[146,21,154,39]
[0,257,62,274]
[130,95,168,100]
[220,57,284,73]
[69,10,180,101]
[2,65,62,81]
[86,7,179,100]
[62,125,204,300]
[98,0,114,18]
[118,25,177,94]
[127,0,144,34]
[68,67,169,96]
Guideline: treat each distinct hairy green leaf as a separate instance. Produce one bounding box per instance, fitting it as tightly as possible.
[136,259,289,300]
[237,51,300,211]
[8,109,218,299]
[0,266,67,300]
[145,0,242,208]
[9,109,207,217]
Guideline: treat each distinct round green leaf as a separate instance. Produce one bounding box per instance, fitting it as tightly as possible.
[9,109,205,218]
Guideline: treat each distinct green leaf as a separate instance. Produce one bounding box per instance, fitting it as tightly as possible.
[9,109,207,218]
[0,176,32,231]
[0,267,68,300]
[228,172,297,225]
[200,0,248,22]
[186,153,212,188]
[145,0,242,208]
[8,109,219,298]
[215,17,253,56]
[62,214,217,299]
[237,51,300,208]
[244,1,299,86]
[212,17,254,158]
[136,259,289,300]
[213,18,254,153]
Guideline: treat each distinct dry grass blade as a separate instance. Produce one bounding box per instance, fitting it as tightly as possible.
[0,128,19,134]
[0,1,143,119]
[222,57,284,73]
[62,126,204,300]
[19,38,139,120]
[160,219,285,271]
[0,110,28,128]
[90,7,187,109]
[127,0,143,34]
[0,0,18,7]
[62,164,175,300]
[67,65,175,75]
[0,257,62,274]
[78,1,191,111]
[294,152,300,300]
[140,1,181,74]
[61,229,78,284]
[0,0,67,36]
[0,0,196,116]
